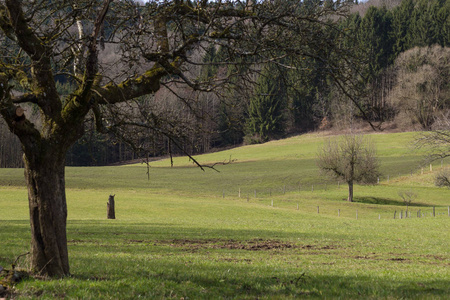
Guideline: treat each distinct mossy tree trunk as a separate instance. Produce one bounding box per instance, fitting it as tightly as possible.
[24,149,70,276]
[17,107,85,276]
[0,0,110,277]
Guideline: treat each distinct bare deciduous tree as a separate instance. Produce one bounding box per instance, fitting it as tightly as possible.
[398,189,417,210]
[416,114,450,187]
[390,45,450,130]
[317,134,380,202]
[0,0,361,277]
[435,169,450,188]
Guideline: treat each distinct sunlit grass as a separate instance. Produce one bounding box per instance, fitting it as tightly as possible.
[0,131,449,298]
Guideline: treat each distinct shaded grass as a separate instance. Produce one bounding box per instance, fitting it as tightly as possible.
[353,196,435,207]
[2,216,449,299]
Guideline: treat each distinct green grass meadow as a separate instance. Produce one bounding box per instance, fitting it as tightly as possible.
[0,132,449,299]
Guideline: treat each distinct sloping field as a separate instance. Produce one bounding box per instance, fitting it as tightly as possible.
[0,132,449,299]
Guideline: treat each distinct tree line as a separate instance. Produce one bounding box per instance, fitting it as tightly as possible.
[1,0,449,167]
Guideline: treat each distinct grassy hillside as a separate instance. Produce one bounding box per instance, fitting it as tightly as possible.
[0,132,449,299]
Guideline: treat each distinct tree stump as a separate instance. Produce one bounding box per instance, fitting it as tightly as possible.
[107,195,115,219]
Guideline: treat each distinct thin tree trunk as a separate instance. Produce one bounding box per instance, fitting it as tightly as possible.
[24,151,70,277]
[347,180,353,202]
[107,195,115,219]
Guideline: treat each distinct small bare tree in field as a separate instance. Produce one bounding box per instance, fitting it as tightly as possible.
[317,134,380,202]
[398,189,417,211]
[416,114,450,188]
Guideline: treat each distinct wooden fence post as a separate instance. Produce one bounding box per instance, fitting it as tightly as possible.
[107,194,115,219]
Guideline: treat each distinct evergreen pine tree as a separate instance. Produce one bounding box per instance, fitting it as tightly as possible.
[217,100,245,146]
[391,0,415,57]
[437,0,450,46]
[246,66,286,143]
[409,0,441,47]
[358,6,394,79]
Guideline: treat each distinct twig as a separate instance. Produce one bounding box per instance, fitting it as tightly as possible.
[13,252,30,268]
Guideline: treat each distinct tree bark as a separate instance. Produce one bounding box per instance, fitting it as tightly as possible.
[107,195,115,219]
[24,149,70,277]
[347,180,353,202]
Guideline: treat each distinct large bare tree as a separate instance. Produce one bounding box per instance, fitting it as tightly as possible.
[0,0,360,277]
[317,134,380,202]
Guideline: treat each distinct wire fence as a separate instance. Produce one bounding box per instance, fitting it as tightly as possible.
[216,178,450,220]
[219,191,450,220]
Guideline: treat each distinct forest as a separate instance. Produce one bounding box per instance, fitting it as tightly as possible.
[1,0,449,167]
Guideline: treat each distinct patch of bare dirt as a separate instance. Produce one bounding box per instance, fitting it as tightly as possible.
[155,239,296,251]
[387,257,408,262]
[423,255,447,261]
[139,239,338,252]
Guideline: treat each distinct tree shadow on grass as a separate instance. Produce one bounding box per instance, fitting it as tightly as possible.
[353,196,433,207]
[5,220,449,299]
[37,259,450,299]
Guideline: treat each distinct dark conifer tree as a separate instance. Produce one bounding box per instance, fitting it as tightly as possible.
[436,0,450,46]
[391,0,415,57]
[409,0,440,47]
[246,66,286,143]
[358,6,394,79]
